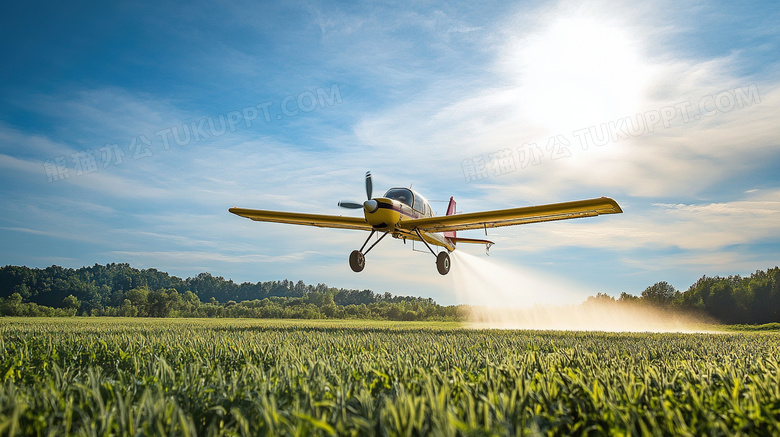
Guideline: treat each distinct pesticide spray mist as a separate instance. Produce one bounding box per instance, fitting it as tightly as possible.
[450,251,709,332]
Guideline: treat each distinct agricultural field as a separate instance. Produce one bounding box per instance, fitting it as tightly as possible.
[1,318,779,436]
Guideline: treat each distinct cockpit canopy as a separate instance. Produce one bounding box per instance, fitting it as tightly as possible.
[384,188,413,206]
[384,188,432,217]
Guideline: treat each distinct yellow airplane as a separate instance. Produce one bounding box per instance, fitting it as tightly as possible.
[229,172,622,275]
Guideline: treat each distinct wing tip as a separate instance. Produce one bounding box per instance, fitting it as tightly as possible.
[600,197,623,214]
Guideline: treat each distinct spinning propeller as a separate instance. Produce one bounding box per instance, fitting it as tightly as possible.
[338,171,373,210]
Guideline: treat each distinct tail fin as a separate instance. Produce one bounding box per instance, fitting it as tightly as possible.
[444,196,456,239]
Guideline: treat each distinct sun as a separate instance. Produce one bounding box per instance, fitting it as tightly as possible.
[508,16,651,133]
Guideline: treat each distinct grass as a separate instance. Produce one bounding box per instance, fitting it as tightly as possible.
[1,317,779,435]
[719,322,780,331]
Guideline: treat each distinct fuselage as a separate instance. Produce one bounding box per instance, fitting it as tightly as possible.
[363,187,455,251]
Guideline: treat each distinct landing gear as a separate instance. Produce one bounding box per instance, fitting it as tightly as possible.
[349,250,365,272]
[436,251,451,275]
[349,230,389,273]
[413,228,452,275]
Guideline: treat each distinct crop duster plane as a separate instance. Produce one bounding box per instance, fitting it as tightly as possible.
[229,172,622,275]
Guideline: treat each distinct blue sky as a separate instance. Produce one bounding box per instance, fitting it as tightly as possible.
[1,0,778,305]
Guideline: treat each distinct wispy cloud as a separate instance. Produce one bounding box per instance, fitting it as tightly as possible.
[497,189,780,252]
[354,18,778,204]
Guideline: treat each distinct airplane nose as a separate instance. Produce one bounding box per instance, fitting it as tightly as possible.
[363,199,378,213]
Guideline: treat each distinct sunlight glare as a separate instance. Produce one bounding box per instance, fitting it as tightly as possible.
[508,16,650,133]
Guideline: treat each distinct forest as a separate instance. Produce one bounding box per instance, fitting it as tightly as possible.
[0,263,778,324]
[585,268,780,324]
[0,263,458,320]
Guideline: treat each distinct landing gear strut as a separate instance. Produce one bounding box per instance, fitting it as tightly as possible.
[349,230,389,273]
[414,229,452,276]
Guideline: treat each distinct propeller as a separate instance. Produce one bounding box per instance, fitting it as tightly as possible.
[338,171,373,209]
[337,201,363,209]
[365,171,372,200]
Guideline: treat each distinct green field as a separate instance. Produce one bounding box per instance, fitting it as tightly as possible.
[1,318,779,436]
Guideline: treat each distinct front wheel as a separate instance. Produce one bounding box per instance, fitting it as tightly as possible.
[349,250,365,272]
[436,251,451,275]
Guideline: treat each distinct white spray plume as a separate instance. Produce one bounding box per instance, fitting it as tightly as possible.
[451,251,711,332]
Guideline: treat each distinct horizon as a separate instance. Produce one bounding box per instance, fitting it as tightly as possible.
[4,261,779,305]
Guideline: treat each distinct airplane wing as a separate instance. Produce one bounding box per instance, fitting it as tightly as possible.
[228,208,373,231]
[399,197,622,233]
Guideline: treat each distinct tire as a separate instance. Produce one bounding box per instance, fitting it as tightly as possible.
[349,250,365,272]
[436,251,451,275]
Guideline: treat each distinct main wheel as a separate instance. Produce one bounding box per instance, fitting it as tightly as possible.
[436,251,451,275]
[349,250,365,272]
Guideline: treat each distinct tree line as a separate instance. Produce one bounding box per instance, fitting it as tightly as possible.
[586,267,780,324]
[1,263,778,324]
[0,263,460,321]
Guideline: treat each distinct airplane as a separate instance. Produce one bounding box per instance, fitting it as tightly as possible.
[229,172,622,275]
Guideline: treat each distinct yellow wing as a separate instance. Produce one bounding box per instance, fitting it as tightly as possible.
[228,208,373,231]
[399,197,622,233]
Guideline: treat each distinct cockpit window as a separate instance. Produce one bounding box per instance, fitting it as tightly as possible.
[413,193,424,212]
[384,188,413,207]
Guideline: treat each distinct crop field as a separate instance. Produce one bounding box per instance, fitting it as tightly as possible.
[1,318,779,436]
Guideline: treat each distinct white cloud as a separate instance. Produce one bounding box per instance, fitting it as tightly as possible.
[497,189,780,254]
[0,153,45,175]
[17,87,190,145]
[0,125,74,158]
[351,3,780,204]
[108,250,321,265]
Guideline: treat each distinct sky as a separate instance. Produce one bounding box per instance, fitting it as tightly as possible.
[1,0,778,306]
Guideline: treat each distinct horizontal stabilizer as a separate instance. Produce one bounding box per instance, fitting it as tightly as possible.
[449,236,494,245]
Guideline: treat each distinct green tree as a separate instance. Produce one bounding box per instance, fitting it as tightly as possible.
[147,289,175,317]
[62,295,80,311]
[124,287,149,316]
[13,283,31,299]
[585,293,615,305]
[305,291,335,307]
[641,282,677,307]
[1,292,24,316]
[618,292,639,303]
[120,299,138,317]
[707,281,738,323]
